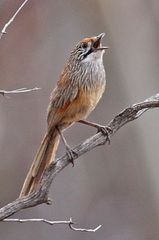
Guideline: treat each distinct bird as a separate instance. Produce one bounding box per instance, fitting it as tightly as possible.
[19,33,109,197]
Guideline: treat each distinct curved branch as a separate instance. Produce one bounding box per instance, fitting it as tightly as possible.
[0,93,159,221]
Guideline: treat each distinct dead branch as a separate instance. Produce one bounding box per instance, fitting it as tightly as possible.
[0,93,159,229]
[2,217,101,232]
[0,0,29,39]
[0,87,40,96]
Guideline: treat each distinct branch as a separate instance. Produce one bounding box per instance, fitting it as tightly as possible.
[0,93,159,223]
[0,0,29,40]
[2,217,101,232]
[0,87,40,96]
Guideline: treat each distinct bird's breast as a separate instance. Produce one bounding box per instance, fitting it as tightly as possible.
[64,80,106,124]
[58,62,106,125]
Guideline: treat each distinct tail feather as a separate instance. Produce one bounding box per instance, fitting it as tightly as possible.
[19,129,60,197]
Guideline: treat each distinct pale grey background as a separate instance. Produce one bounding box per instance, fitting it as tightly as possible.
[0,1,159,239]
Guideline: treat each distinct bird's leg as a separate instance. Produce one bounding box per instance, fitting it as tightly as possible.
[56,127,77,166]
[78,120,112,144]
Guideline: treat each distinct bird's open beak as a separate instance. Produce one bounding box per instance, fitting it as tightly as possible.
[93,33,109,51]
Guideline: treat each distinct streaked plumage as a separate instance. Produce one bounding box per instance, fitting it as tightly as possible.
[20,33,107,197]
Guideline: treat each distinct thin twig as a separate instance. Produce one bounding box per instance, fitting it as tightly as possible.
[0,93,159,222]
[0,0,29,39]
[3,217,101,232]
[3,218,73,225]
[0,87,40,96]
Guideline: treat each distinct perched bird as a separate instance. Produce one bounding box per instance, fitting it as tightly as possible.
[20,33,109,197]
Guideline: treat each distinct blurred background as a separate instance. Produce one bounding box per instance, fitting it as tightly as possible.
[0,0,159,239]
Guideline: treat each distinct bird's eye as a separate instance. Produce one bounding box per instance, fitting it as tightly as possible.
[82,42,87,49]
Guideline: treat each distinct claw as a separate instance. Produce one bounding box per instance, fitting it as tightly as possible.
[66,147,78,167]
[97,126,112,144]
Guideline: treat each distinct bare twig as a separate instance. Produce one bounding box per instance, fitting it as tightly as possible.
[0,93,159,223]
[3,217,101,232]
[0,0,29,39]
[0,87,40,96]
[69,218,102,232]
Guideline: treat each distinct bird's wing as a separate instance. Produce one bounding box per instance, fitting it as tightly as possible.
[47,68,79,129]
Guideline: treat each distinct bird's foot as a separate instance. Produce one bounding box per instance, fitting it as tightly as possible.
[66,146,78,167]
[97,125,112,144]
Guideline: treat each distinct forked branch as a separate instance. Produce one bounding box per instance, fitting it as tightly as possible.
[3,217,101,232]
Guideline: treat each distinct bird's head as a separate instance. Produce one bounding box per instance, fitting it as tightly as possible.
[70,33,108,62]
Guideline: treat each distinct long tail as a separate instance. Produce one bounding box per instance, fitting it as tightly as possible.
[19,128,60,197]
